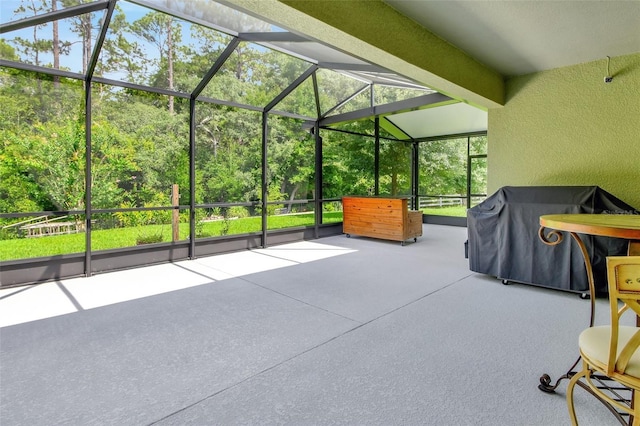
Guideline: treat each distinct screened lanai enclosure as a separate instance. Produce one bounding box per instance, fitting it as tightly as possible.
[0,0,487,287]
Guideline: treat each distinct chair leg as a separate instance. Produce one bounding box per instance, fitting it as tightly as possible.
[633,390,640,426]
[567,369,587,426]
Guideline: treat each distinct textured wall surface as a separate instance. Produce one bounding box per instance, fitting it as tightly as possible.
[488,53,640,208]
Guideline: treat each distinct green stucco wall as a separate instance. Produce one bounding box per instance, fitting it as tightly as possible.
[488,53,640,209]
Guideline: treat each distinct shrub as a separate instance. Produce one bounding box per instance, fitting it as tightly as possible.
[227,206,249,218]
[135,233,163,245]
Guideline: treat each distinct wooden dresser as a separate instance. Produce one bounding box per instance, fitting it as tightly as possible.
[342,196,423,245]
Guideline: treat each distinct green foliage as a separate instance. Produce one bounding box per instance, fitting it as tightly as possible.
[322,129,375,198]
[93,6,145,81]
[266,184,286,215]
[267,115,315,208]
[130,11,182,98]
[322,201,341,213]
[0,131,51,213]
[419,138,468,196]
[0,4,486,256]
[8,119,87,211]
[0,39,19,61]
[227,206,249,218]
[195,103,261,204]
[379,140,412,196]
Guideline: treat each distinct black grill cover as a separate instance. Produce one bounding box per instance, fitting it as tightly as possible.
[467,186,638,295]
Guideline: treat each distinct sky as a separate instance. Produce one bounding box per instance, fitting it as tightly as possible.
[2,1,107,73]
[0,0,280,82]
[1,1,174,76]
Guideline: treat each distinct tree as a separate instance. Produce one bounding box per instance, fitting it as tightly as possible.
[0,0,487,235]
[131,12,182,113]
[92,89,190,206]
[10,0,51,68]
[0,130,53,214]
[195,104,261,204]
[322,128,375,198]
[51,0,59,86]
[21,118,86,211]
[379,140,412,196]
[57,0,96,75]
[469,135,488,196]
[0,68,58,217]
[419,138,467,196]
[92,6,146,83]
[0,39,19,62]
[267,116,315,211]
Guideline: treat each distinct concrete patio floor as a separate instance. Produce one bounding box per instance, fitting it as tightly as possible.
[0,224,625,425]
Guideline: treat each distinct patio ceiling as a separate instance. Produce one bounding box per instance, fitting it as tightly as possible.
[385,0,640,78]
[0,0,487,140]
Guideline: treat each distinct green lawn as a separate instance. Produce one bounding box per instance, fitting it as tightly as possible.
[0,212,345,261]
[0,209,466,261]
[420,206,467,217]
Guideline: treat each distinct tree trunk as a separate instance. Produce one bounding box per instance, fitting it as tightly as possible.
[167,19,175,114]
[391,173,398,196]
[28,0,43,98]
[235,48,243,79]
[287,183,300,213]
[52,0,60,88]
[32,25,40,66]
[81,14,92,75]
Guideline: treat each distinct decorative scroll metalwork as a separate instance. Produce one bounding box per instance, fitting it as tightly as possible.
[537,226,631,425]
[538,226,596,325]
[540,369,630,424]
[538,226,564,245]
[537,227,597,388]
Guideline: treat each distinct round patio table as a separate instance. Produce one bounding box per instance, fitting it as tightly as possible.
[537,213,640,424]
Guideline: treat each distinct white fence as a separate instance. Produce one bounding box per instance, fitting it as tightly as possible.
[418,195,488,209]
[418,196,464,209]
